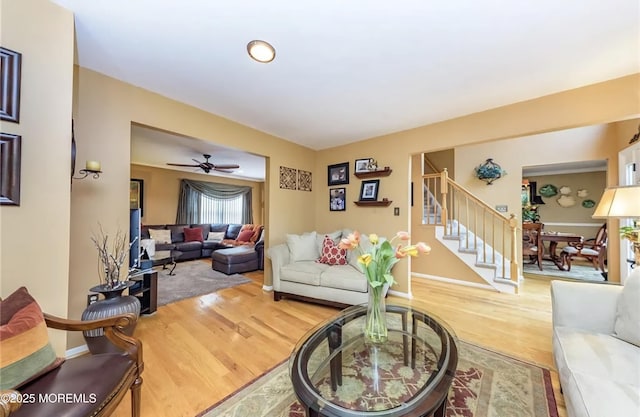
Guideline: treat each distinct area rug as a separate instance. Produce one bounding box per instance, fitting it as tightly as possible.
[197,341,558,417]
[523,259,606,282]
[155,260,251,306]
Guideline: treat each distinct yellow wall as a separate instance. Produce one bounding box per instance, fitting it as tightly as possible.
[0,0,74,353]
[130,164,264,225]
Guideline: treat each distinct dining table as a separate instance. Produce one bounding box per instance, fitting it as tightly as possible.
[540,232,584,270]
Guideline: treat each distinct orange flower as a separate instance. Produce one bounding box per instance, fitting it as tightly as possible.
[416,242,431,254]
[339,231,360,250]
[396,231,410,241]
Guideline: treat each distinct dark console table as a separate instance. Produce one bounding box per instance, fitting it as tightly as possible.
[128,269,158,315]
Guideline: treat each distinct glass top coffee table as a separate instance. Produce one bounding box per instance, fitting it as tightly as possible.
[150,250,182,275]
[289,304,458,417]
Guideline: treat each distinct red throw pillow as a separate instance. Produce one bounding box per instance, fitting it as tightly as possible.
[236,229,254,242]
[183,227,204,242]
[317,235,347,265]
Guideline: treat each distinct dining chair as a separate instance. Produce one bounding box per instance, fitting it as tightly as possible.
[561,223,607,271]
[522,222,544,270]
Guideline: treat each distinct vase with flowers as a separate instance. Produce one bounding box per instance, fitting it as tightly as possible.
[339,231,431,343]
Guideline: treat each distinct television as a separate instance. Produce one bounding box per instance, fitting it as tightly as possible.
[129,208,141,269]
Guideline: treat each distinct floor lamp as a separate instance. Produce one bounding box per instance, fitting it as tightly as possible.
[592,185,640,266]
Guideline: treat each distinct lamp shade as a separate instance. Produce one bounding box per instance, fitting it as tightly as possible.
[592,185,640,218]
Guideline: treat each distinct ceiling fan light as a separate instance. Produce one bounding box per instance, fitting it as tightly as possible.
[247,40,275,63]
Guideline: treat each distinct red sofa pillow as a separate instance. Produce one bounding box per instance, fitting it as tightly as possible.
[236,229,254,243]
[317,235,347,265]
[183,227,204,242]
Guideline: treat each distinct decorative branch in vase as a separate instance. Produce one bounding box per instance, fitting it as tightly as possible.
[91,225,136,290]
[339,231,431,343]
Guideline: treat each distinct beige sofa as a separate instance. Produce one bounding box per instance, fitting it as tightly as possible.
[267,230,369,308]
[550,269,640,417]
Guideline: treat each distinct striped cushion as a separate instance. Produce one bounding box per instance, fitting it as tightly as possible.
[0,287,64,389]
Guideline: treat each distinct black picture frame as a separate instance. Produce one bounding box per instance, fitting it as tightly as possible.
[130,179,144,216]
[359,179,380,201]
[355,158,372,173]
[0,133,21,205]
[0,47,22,123]
[327,162,349,186]
[329,187,346,211]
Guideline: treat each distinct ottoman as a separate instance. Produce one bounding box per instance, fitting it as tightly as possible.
[212,245,259,275]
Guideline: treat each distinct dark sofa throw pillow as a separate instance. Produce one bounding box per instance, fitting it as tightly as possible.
[317,235,347,266]
[183,227,204,242]
[0,287,65,389]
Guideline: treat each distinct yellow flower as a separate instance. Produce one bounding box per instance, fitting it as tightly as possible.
[358,253,372,267]
[369,234,379,245]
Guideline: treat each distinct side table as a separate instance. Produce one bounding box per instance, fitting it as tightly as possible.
[129,269,158,315]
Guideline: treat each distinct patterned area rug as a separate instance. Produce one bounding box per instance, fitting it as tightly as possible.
[198,341,558,417]
[154,260,251,306]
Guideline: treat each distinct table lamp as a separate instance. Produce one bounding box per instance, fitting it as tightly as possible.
[592,185,640,265]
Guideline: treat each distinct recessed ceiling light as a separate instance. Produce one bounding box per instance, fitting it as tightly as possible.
[247,40,275,63]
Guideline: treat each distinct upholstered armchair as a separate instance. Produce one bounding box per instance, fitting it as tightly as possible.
[0,287,143,417]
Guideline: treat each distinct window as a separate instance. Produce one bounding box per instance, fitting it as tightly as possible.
[199,193,244,224]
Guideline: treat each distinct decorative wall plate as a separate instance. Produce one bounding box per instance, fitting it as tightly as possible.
[582,199,596,208]
[557,195,576,208]
[559,186,572,195]
[577,189,589,198]
[539,184,558,197]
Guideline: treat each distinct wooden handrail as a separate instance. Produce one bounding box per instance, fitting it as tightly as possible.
[422,171,519,292]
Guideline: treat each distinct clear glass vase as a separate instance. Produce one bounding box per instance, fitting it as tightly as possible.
[364,285,387,343]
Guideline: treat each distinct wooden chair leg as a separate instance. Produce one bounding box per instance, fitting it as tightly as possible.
[562,252,572,271]
[131,376,142,417]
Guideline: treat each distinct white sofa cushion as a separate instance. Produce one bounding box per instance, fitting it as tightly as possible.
[554,327,640,386]
[320,265,368,292]
[281,261,328,286]
[286,231,318,262]
[614,268,640,346]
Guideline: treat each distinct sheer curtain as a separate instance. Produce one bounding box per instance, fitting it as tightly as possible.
[176,179,253,224]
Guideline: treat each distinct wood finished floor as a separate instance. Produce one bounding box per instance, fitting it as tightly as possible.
[112,262,567,417]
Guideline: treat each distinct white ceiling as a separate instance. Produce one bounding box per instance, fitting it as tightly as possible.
[52,0,639,179]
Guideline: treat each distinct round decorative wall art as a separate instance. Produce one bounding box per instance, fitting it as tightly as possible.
[557,195,576,208]
[539,184,558,197]
[559,186,572,195]
[474,158,506,185]
[582,199,596,208]
[577,189,589,198]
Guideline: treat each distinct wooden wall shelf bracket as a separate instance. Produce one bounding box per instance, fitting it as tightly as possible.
[354,168,392,179]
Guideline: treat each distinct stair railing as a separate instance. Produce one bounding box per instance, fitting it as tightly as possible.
[422,169,519,291]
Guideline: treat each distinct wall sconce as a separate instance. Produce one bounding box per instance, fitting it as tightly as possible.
[73,160,102,180]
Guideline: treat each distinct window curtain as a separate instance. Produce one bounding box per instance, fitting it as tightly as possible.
[176,179,253,224]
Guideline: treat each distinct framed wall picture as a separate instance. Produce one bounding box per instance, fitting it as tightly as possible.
[0,133,21,205]
[0,47,22,123]
[130,179,144,215]
[327,162,349,186]
[329,187,346,211]
[355,158,372,173]
[359,179,380,201]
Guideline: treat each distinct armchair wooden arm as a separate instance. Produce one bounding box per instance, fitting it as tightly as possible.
[43,313,143,370]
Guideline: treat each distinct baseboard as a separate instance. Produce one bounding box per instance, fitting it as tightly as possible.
[412,272,496,291]
[66,344,89,359]
[262,285,273,291]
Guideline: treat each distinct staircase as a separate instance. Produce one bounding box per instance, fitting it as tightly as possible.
[422,169,520,294]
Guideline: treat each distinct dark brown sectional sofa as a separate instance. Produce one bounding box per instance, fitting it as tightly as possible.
[140,223,264,272]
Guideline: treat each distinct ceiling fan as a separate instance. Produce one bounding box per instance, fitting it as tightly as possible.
[166,154,240,173]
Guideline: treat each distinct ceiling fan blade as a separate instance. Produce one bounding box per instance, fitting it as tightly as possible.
[213,164,240,170]
[167,163,199,167]
[192,158,204,164]
[213,168,235,173]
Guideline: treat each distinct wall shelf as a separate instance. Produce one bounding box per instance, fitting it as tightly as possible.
[354,168,392,179]
[354,200,392,207]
